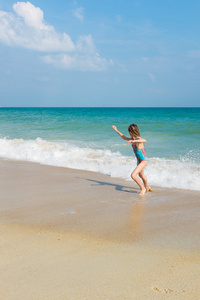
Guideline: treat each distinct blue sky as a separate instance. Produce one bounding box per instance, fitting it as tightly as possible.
[0,0,200,107]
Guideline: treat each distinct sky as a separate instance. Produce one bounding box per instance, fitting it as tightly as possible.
[0,0,200,107]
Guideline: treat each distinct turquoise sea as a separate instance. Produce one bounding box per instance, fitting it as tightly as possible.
[0,107,199,191]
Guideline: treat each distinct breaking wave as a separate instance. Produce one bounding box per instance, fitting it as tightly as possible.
[0,137,199,191]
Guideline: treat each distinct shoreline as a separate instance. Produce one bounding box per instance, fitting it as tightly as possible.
[1,158,200,248]
[0,159,200,299]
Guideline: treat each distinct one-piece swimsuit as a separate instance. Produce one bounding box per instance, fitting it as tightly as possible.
[132,144,148,163]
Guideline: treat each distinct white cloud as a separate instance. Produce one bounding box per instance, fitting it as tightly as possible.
[42,53,108,72]
[13,1,46,30]
[41,35,110,71]
[0,2,109,71]
[73,7,84,22]
[0,2,75,52]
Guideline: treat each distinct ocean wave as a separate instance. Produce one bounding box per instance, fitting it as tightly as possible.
[0,137,199,191]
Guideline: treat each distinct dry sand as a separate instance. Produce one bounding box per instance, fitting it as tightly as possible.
[0,159,200,299]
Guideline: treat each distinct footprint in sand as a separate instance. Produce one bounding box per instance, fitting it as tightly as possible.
[152,287,186,294]
[152,287,174,294]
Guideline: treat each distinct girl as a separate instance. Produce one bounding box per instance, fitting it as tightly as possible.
[112,124,151,195]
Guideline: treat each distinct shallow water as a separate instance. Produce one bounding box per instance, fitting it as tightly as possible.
[0,107,199,190]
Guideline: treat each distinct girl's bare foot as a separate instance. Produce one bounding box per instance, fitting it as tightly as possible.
[146,186,152,192]
[139,188,146,196]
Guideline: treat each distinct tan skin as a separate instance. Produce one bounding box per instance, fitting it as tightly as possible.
[112,126,151,195]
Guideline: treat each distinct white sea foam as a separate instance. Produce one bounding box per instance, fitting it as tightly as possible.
[0,137,199,191]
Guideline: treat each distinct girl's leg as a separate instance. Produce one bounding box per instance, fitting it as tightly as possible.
[131,161,148,195]
[139,168,151,191]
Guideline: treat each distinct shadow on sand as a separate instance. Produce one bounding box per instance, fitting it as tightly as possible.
[76,177,138,194]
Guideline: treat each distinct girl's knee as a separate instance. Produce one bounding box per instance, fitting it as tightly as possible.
[131,173,137,180]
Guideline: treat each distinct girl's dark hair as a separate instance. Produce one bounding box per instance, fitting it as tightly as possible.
[128,124,140,138]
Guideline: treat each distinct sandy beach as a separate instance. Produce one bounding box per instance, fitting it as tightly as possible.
[0,159,200,299]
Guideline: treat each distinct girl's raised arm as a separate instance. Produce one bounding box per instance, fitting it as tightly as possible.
[127,138,146,144]
[112,125,131,141]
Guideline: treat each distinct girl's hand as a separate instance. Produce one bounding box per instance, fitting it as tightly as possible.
[112,126,131,141]
[127,140,134,144]
[112,125,117,131]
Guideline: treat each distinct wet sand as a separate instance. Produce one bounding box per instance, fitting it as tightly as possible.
[0,159,200,299]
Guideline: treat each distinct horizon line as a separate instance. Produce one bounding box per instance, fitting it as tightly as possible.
[0,106,200,109]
